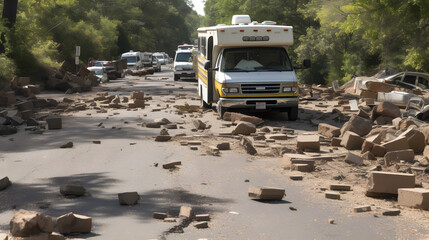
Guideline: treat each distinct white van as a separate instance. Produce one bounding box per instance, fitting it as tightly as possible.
[195,15,310,120]
[174,50,194,81]
[153,52,166,65]
[121,51,143,70]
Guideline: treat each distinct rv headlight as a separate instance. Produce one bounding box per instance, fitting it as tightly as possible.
[222,87,239,95]
[283,86,298,93]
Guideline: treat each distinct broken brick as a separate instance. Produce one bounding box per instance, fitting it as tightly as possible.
[366,171,415,197]
[297,135,320,152]
[398,188,429,210]
[248,186,285,200]
[341,131,364,150]
[384,149,414,166]
[318,123,340,138]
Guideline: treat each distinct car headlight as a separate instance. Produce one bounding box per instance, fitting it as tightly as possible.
[283,86,298,93]
[222,87,239,95]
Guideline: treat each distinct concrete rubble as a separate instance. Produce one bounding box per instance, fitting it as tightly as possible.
[56,212,92,235]
[248,186,285,200]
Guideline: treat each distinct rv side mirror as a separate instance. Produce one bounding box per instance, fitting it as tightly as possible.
[303,59,311,68]
[204,60,211,70]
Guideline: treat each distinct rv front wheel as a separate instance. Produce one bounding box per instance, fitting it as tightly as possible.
[174,75,179,81]
[216,102,227,119]
[288,106,298,121]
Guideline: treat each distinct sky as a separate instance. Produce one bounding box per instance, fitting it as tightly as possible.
[191,0,205,15]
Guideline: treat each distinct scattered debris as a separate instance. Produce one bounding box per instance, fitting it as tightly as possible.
[248,186,285,200]
[118,192,140,205]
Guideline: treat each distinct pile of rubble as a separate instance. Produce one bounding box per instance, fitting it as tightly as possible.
[45,62,99,94]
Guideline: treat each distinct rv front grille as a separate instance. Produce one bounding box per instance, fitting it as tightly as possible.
[241,84,281,94]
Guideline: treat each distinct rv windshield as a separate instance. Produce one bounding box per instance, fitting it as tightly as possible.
[221,47,293,72]
[175,52,192,62]
[121,56,137,63]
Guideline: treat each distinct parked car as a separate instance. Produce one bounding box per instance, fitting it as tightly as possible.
[87,66,108,82]
[177,44,193,51]
[153,52,167,65]
[174,50,194,81]
[380,72,429,90]
[152,55,161,72]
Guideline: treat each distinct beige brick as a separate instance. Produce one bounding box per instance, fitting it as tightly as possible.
[341,131,364,150]
[344,152,363,165]
[330,184,352,191]
[318,123,340,138]
[46,116,62,130]
[331,137,341,147]
[398,127,425,154]
[297,135,320,152]
[361,140,374,154]
[130,91,144,100]
[384,149,414,166]
[325,191,341,200]
[179,206,193,218]
[371,144,386,157]
[381,136,409,152]
[398,188,429,210]
[366,171,415,197]
[56,212,92,235]
[291,163,314,172]
[248,186,285,200]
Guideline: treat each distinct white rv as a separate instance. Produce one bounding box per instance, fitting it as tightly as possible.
[195,15,309,120]
[121,51,143,70]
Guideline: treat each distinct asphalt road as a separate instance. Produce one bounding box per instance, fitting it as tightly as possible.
[0,65,427,239]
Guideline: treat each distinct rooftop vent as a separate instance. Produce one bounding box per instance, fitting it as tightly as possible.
[262,21,277,25]
[232,15,251,25]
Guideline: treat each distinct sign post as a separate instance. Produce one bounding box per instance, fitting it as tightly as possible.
[75,46,81,72]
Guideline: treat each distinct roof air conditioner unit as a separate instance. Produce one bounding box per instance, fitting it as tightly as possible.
[232,15,251,25]
[262,21,277,25]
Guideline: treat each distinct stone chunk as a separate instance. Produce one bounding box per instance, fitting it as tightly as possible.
[146,122,161,128]
[46,116,62,130]
[384,149,414,166]
[248,186,285,200]
[179,206,193,218]
[241,137,257,155]
[318,123,340,138]
[366,81,395,93]
[130,91,144,100]
[362,151,376,160]
[153,212,167,220]
[16,101,34,112]
[0,176,12,191]
[10,209,54,237]
[195,214,210,221]
[0,125,17,135]
[398,127,426,154]
[371,144,386,157]
[330,184,352,191]
[354,205,371,213]
[232,121,256,135]
[398,188,429,210]
[375,102,401,119]
[341,131,364,150]
[344,152,363,166]
[229,112,263,125]
[291,163,314,172]
[118,192,140,205]
[381,136,409,152]
[216,142,230,150]
[296,135,320,152]
[60,185,86,197]
[331,138,341,147]
[194,221,209,229]
[162,161,181,169]
[289,175,303,181]
[163,218,177,222]
[192,119,207,130]
[56,212,92,235]
[325,191,341,200]
[60,142,73,149]
[155,135,171,142]
[340,115,372,137]
[382,209,400,216]
[266,134,288,140]
[366,171,415,197]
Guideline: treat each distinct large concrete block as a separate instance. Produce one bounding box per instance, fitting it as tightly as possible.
[241,137,257,155]
[398,127,426,154]
[318,123,340,138]
[375,102,401,118]
[340,115,372,137]
[16,101,34,112]
[60,185,86,197]
[46,116,62,130]
[232,121,256,135]
[118,192,139,205]
[0,176,11,191]
[398,188,429,210]
[10,209,54,237]
[229,112,263,125]
[56,212,92,235]
[341,131,364,150]
[130,91,144,100]
[248,186,285,200]
[371,144,386,157]
[179,206,193,218]
[381,136,409,153]
[366,171,415,197]
[384,149,414,166]
[344,152,363,165]
[361,140,374,154]
[297,135,320,152]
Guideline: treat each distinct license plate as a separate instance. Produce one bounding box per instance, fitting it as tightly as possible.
[256,102,266,110]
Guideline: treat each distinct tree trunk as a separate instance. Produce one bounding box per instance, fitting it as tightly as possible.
[1,0,18,53]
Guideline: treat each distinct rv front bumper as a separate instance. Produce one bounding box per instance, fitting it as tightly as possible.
[219,97,298,110]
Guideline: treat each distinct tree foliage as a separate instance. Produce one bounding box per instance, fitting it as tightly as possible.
[0,0,201,82]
